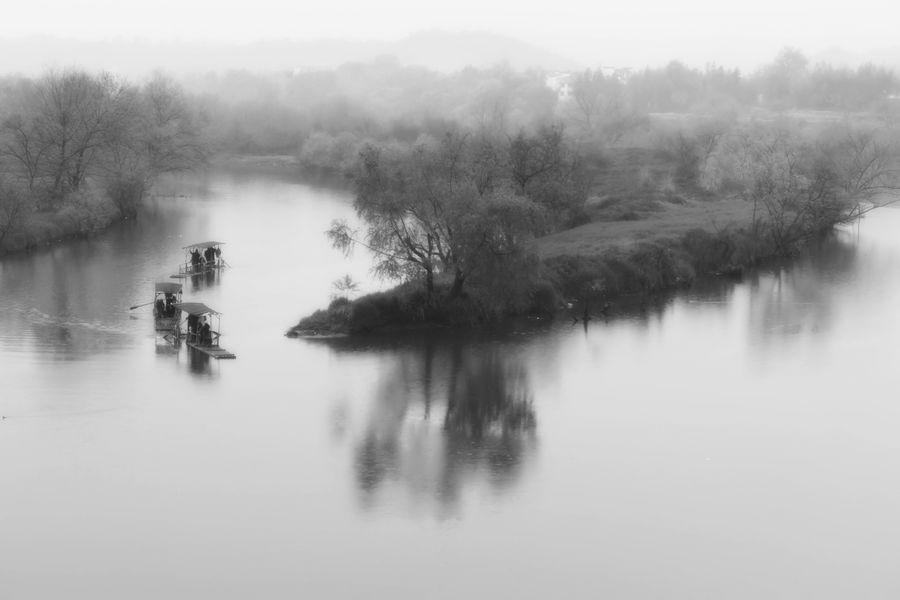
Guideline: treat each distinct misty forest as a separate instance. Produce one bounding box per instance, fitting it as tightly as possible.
[2,49,900,330]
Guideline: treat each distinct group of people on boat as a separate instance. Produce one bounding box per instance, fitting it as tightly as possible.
[155,292,179,318]
[189,246,222,271]
[186,313,213,346]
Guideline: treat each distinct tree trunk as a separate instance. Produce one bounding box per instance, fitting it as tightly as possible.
[449,268,465,298]
[425,266,434,300]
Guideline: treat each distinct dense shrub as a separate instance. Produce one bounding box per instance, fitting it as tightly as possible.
[680,228,734,274]
[528,280,563,316]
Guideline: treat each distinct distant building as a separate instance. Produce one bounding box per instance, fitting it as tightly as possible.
[599,66,632,79]
[545,72,573,100]
[545,66,633,101]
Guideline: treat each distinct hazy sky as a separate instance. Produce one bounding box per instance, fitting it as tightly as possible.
[2,0,896,69]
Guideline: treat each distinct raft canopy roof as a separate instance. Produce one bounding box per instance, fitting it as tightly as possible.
[183,241,225,250]
[155,282,183,294]
[172,302,220,316]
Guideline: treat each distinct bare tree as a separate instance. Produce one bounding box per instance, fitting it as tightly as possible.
[0,178,29,246]
[822,125,900,219]
[2,114,51,191]
[565,68,643,144]
[660,117,731,184]
[569,69,606,130]
[329,133,549,301]
[701,123,900,254]
[40,71,134,199]
[139,73,208,175]
[0,71,136,207]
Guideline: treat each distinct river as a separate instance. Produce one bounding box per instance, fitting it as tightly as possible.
[2,168,900,598]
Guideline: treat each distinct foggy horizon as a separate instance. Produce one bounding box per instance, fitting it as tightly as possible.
[1,30,899,80]
[3,0,900,76]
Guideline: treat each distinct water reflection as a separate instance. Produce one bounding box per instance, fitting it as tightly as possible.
[187,268,219,291]
[322,232,861,518]
[330,336,537,516]
[186,346,215,377]
[154,336,179,356]
[602,290,677,326]
[746,232,859,343]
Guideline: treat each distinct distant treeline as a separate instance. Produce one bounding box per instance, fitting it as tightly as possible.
[3,48,898,255]
[182,48,899,173]
[0,71,206,250]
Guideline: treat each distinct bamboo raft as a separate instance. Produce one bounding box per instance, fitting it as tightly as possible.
[170,263,226,279]
[171,241,228,278]
[186,342,236,359]
[153,282,183,331]
[173,302,237,360]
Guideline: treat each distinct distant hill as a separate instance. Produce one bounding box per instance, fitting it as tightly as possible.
[379,31,579,72]
[0,31,580,77]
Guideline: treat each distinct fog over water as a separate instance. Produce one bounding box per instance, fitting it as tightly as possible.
[3,170,900,597]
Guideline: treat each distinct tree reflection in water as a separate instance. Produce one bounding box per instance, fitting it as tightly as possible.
[350,338,537,515]
[746,231,859,343]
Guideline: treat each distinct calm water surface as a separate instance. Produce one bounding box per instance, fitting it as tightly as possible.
[2,169,900,598]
